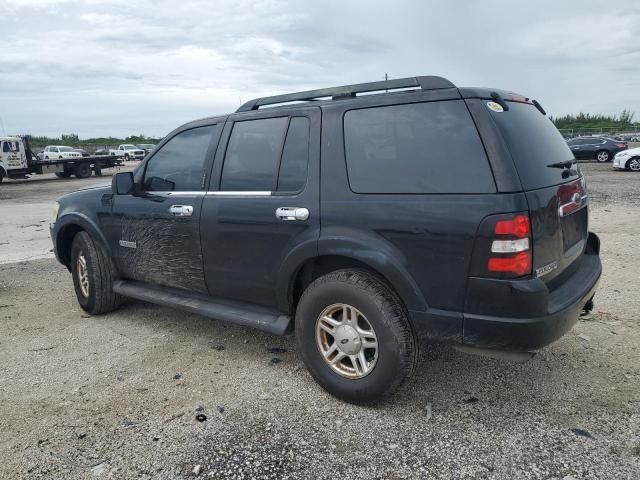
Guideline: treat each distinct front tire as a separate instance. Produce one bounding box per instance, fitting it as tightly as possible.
[596,150,611,162]
[295,270,417,404]
[70,232,122,315]
[55,171,71,179]
[627,158,640,172]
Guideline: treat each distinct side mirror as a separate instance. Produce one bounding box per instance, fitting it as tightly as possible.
[113,171,134,195]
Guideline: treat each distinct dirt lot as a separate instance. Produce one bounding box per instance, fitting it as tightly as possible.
[0,163,638,479]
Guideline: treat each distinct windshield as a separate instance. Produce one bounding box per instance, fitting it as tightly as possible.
[489,101,579,190]
[59,146,75,152]
[123,144,136,149]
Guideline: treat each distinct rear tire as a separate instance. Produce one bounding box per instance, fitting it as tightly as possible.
[627,158,640,172]
[295,269,417,404]
[70,232,122,315]
[596,150,611,162]
[74,163,92,178]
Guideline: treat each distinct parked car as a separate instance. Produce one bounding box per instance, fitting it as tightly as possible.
[136,144,156,154]
[566,136,628,162]
[94,148,110,156]
[50,76,601,403]
[109,144,145,161]
[42,145,83,160]
[73,148,90,157]
[613,147,640,171]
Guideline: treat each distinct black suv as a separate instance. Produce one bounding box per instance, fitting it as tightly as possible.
[50,76,601,403]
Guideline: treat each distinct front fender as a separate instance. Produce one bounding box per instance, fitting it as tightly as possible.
[53,212,112,266]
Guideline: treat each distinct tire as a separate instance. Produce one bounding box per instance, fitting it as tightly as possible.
[55,171,72,179]
[0,170,3,183]
[125,154,130,161]
[70,231,122,315]
[627,158,640,172]
[74,163,92,178]
[295,269,417,404]
[596,150,611,162]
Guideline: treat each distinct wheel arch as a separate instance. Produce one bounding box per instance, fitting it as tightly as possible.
[55,213,112,269]
[280,244,428,316]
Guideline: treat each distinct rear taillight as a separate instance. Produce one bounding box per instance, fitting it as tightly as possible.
[469,212,533,279]
[615,143,626,148]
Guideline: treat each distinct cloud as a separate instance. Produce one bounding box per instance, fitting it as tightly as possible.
[0,0,638,137]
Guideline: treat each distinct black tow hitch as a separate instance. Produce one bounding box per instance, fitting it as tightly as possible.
[581,296,595,316]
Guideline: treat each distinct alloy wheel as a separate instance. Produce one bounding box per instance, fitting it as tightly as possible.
[77,253,90,298]
[629,159,640,171]
[315,303,378,379]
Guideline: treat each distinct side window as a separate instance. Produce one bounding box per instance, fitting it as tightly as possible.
[221,117,288,191]
[277,117,309,192]
[143,125,216,192]
[343,101,495,194]
[1,142,7,153]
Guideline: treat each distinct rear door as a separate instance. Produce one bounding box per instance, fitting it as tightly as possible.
[200,106,320,309]
[482,100,588,284]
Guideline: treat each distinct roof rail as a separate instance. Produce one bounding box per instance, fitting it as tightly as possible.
[236,75,456,112]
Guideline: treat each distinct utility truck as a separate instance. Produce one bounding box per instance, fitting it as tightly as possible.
[0,136,121,182]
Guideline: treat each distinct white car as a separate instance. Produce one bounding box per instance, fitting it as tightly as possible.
[42,145,82,160]
[612,147,640,171]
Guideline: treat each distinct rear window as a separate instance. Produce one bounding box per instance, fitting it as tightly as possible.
[489,101,578,190]
[343,100,495,194]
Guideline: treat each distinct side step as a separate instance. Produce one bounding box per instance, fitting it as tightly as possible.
[112,280,291,335]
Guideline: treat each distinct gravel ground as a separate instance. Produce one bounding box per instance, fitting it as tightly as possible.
[0,163,638,479]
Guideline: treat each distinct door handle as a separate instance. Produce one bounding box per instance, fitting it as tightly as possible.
[169,205,194,217]
[275,207,309,221]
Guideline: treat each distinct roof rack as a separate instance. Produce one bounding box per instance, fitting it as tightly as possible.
[236,75,456,112]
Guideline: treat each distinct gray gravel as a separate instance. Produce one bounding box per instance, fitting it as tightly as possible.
[0,163,639,479]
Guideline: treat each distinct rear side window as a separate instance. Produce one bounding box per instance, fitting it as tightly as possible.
[343,101,495,194]
[488,101,578,190]
[221,116,309,192]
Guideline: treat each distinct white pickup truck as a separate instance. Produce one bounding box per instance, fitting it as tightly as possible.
[41,145,83,160]
[109,144,146,161]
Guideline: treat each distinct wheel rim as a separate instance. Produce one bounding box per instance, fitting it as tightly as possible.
[597,151,609,162]
[77,253,90,298]
[630,159,640,171]
[315,303,378,379]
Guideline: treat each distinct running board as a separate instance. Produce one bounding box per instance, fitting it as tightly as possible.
[112,280,291,335]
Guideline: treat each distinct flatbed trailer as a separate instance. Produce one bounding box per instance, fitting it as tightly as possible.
[0,136,122,182]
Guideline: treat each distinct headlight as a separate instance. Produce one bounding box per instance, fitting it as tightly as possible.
[51,202,60,223]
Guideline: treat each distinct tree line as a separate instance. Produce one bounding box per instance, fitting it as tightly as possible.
[550,109,638,131]
[26,133,162,149]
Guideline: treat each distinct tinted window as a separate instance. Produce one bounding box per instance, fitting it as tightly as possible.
[221,117,288,191]
[2,142,8,153]
[489,101,578,190]
[277,117,309,192]
[343,101,494,194]
[143,125,216,192]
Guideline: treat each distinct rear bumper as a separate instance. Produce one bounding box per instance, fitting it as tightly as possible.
[462,232,601,351]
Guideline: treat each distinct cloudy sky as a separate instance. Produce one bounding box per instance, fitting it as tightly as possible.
[1,0,638,138]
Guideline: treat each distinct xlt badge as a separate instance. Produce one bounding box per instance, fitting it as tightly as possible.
[536,261,558,278]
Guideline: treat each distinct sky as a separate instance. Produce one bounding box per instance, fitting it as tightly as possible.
[0,0,638,138]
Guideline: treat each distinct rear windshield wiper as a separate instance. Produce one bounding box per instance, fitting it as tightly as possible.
[547,159,577,169]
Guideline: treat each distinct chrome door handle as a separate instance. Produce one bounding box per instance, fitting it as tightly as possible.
[169,205,194,217]
[275,207,309,221]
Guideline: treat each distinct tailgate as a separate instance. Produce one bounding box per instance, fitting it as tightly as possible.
[526,176,588,284]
